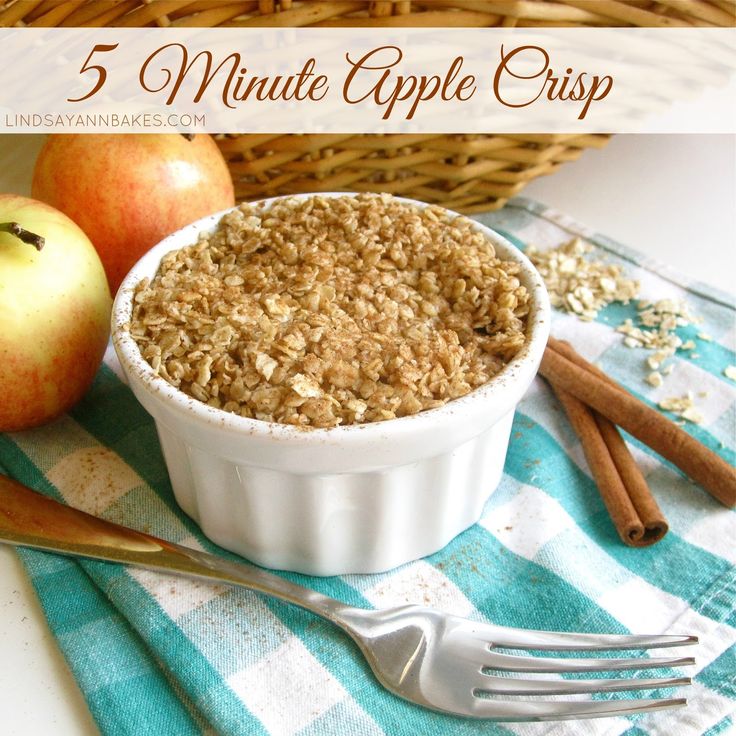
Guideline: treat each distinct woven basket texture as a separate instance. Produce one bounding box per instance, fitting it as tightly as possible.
[3,1,731,210]
[2,1,733,29]
[216,133,609,213]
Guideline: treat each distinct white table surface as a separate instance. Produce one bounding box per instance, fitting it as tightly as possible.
[0,134,734,735]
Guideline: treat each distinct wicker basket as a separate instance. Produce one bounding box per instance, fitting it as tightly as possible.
[216,133,611,213]
[3,1,732,212]
[2,1,733,29]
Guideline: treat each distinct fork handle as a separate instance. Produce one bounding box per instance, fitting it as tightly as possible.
[0,473,364,630]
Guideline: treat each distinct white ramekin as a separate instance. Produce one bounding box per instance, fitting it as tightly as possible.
[112,194,550,576]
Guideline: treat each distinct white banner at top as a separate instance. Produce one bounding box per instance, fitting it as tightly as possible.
[1,27,734,133]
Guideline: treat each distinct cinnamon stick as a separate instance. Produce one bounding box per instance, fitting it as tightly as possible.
[546,339,668,545]
[550,384,647,545]
[547,337,624,390]
[540,344,736,508]
[549,338,667,539]
[595,414,668,545]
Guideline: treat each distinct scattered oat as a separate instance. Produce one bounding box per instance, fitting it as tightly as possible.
[617,298,704,382]
[529,239,710,396]
[638,298,699,330]
[646,371,663,388]
[658,392,704,424]
[659,393,692,412]
[527,237,639,321]
[725,365,736,381]
[681,407,704,424]
[130,194,530,428]
[698,332,713,341]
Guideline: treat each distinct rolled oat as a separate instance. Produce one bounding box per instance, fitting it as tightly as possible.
[527,237,639,321]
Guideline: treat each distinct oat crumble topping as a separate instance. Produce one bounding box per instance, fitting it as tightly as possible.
[130,194,530,428]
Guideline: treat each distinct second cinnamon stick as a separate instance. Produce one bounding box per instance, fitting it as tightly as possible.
[540,345,736,508]
[550,383,649,545]
[594,413,668,545]
[549,338,668,543]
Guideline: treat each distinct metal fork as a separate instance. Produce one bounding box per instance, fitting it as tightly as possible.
[0,474,696,722]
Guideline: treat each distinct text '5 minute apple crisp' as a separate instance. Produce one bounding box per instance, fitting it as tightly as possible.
[130,194,530,428]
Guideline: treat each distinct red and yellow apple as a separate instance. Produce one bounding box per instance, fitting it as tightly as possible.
[0,194,111,432]
[31,133,235,294]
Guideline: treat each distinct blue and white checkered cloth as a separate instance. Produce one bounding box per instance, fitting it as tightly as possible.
[1,198,734,736]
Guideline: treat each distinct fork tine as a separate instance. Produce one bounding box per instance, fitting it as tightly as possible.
[485,651,695,673]
[474,673,691,696]
[474,623,698,651]
[468,696,686,721]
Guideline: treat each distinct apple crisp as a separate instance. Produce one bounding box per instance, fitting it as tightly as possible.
[130,194,530,428]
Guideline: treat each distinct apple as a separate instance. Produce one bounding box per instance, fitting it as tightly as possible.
[0,194,111,432]
[31,133,235,294]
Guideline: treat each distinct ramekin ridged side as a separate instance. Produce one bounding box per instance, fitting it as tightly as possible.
[149,410,514,574]
[112,194,550,576]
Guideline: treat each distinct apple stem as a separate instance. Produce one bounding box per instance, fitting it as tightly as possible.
[0,222,45,251]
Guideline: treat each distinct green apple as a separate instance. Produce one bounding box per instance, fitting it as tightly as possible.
[32,133,235,294]
[0,194,111,431]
